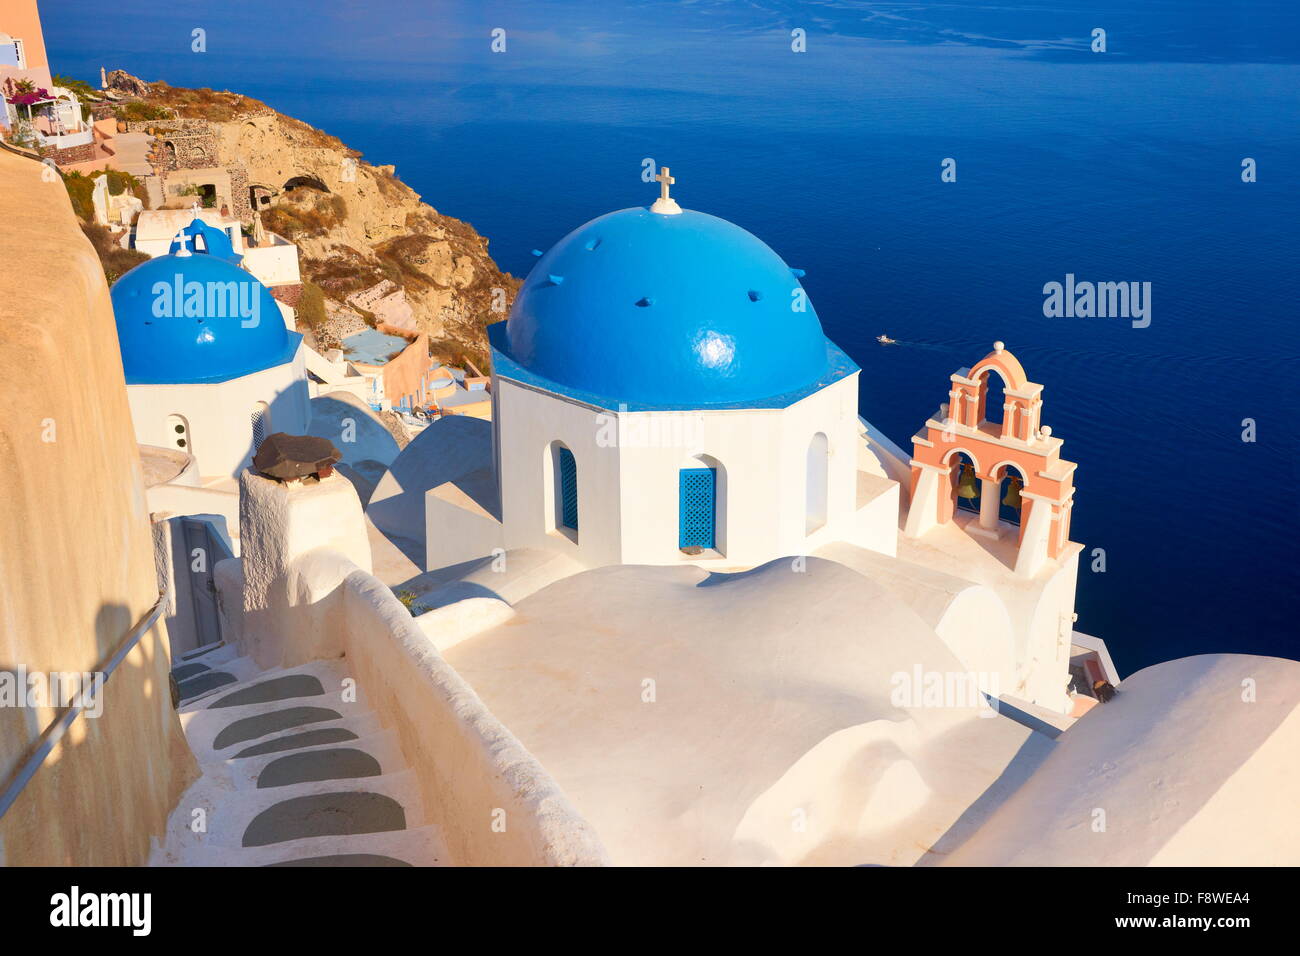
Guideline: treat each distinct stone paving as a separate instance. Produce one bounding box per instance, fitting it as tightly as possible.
[150,646,445,867]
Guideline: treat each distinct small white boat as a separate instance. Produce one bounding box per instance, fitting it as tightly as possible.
[877,334,896,345]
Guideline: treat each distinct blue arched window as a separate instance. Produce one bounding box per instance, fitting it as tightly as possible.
[557,446,578,531]
[679,467,716,550]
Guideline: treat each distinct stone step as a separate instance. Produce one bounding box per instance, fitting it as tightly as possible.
[174,823,447,867]
[167,768,425,852]
[151,654,440,867]
[171,660,213,682]
[227,729,404,791]
[242,790,407,848]
[180,660,371,757]
[222,712,386,760]
[209,704,353,755]
[177,641,231,663]
[207,673,331,711]
[180,658,361,713]
[176,655,260,706]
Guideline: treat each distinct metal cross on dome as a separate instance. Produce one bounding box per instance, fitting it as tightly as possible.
[651,165,682,215]
[655,165,675,202]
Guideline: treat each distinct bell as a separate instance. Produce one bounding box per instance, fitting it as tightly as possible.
[956,463,979,500]
[1002,477,1023,508]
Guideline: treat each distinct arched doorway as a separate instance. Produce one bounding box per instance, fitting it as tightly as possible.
[248,185,273,211]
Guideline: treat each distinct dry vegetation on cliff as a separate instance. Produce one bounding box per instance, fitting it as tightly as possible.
[129,79,520,367]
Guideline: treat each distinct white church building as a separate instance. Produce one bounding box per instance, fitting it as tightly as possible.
[110,217,310,481]
[402,170,1091,714]
[427,171,899,570]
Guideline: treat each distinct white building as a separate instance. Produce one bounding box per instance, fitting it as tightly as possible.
[110,226,310,481]
[408,172,1088,713]
[425,186,900,571]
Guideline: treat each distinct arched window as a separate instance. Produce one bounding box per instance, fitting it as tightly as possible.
[250,402,270,452]
[546,441,578,541]
[679,467,717,551]
[806,432,829,534]
[678,454,726,556]
[166,413,191,454]
[557,446,578,532]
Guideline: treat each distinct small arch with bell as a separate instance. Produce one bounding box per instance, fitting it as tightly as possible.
[986,460,1029,527]
[942,447,983,522]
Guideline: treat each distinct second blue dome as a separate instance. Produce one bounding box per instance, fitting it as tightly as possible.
[111,253,298,385]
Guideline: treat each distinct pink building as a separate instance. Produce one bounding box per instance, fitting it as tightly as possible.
[0,0,54,92]
[1,0,101,166]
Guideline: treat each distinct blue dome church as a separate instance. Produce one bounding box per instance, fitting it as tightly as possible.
[426,168,903,570]
[110,215,310,479]
[408,169,1087,716]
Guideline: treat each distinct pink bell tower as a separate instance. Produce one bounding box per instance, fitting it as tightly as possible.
[904,342,1077,577]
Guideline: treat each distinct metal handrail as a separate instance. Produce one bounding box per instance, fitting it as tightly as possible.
[0,581,171,820]
[0,136,45,162]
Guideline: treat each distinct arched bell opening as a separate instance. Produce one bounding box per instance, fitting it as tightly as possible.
[978,368,1009,429]
[993,463,1027,527]
[949,451,981,518]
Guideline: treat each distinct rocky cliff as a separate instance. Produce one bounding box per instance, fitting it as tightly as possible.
[133,81,519,368]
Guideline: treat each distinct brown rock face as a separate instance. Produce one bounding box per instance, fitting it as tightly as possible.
[105,69,151,96]
[133,82,521,370]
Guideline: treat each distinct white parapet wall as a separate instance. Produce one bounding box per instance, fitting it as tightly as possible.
[238,469,373,669]
[341,570,609,865]
[220,463,610,865]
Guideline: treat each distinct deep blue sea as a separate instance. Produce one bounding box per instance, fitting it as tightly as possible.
[44,0,1300,675]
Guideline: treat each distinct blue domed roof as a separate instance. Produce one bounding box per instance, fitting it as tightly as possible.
[493,206,855,408]
[111,253,300,385]
[168,217,243,265]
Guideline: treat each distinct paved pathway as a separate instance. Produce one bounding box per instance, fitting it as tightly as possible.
[108,131,153,177]
[151,645,445,866]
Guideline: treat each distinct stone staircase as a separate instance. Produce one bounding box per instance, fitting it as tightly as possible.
[151,644,445,867]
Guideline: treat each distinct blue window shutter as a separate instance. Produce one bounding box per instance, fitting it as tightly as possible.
[678,468,716,549]
[558,447,578,531]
